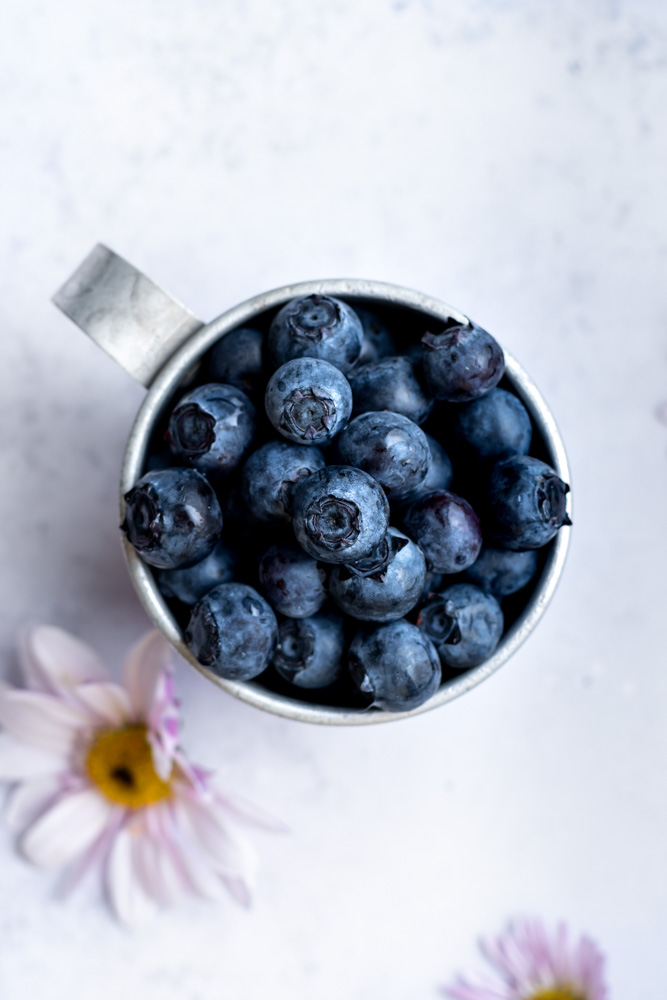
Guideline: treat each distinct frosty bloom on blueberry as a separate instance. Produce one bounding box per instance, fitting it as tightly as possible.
[265,358,353,446]
[421,321,505,402]
[166,383,256,477]
[122,468,222,570]
[268,294,363,373]
[291,465,390,565]
[335,410,431,503]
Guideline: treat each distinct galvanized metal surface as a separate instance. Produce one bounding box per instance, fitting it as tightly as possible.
[54,250,572,725]
[52,244,203,387]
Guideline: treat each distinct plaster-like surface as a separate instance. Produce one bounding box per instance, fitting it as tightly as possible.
[1,1,666,996]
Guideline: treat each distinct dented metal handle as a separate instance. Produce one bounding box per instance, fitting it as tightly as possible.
[52,244,203,387]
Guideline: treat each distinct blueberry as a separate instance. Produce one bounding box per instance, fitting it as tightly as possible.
[451,388,532,463]
[421,322,505,402]
[272,614,345,689]
[167,383,256,477]
[258,541,327,618]
[404,490,482,573]
[401,434,453,504]
[336,411,431,503]
[347,620,441,712]
[241,441,325,523]
[268,294,363,373]
[354,307,395,365]
[348,355,433,424]
[265,358,353,446]
[157,541,238,605]
[291,465,390,565]
[122,468,222,570]
[417,583,503,670]
[328,527,426,622]
[185,582,278,680]
[485,455,571,549]
[464,546,538,597]
[206,327,265,396]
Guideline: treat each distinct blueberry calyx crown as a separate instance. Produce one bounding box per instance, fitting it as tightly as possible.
[282,387,336,440]
[167,403,216,455]
[338,532,409,583]
[288,295,341,343]
[537,473,571,529]
[274,620,315,675]
[185,603,220,667]
[121,484,161,551]
[417,598,462,646]
[305,494,361,551]
[421,322,469,352]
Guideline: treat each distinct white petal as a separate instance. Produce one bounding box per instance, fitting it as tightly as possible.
[160,799,226,902]
[0,732,65,779]
[73,683,132,727]
[123,631,172,719]
[132,816,183,906]
[20,626,107,694]
[221,874,253,908]
[106,825,157,926]
[21,787,113,868]
[0,684,94,755]
[213,787,290,833]
[179,795,258,881]
[5,774,67,832]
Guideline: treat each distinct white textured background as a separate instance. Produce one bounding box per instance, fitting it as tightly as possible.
[1,1,666,997]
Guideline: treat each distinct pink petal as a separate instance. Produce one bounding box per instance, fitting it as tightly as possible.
[123,631,173,720]
[0,684,95,756]
[220,874,252,909]
[106,825,157,925]
[56,810,124,900]
[5,774,68,832]
[0,733,65,779]
[73,683,132,727]
[20,627,107,694]
[21,787,113,867]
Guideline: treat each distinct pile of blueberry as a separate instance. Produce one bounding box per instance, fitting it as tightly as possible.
[121,294,571,714]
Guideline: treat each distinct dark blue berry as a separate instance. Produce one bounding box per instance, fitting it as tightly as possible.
[401,434,453,504]
[355,307,395,365]
[167,383,256,477]
[421,322,504,402]
[241,441,325,523]
[328,527,426,622]
[404,490,482,573]
[272,614,344,689]
[348,355,433,424]
[336,411,431,503]
[464,546,538,597]
[347,620,441,712]
[258,541,327,618]
[485,455,571,550]
[268,294,363,373]
[206,327,265,396]
[417,583,503,670]
[451,388,532,463]
[291,465,390,565]
[157,541,238,605]
[265,358,352,446]
[185,582,278,680]
[122,468,222,570]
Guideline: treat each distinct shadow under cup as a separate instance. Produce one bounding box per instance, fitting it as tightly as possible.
[120,279,571,726]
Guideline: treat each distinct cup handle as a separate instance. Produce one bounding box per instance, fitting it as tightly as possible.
[52,244,204,387]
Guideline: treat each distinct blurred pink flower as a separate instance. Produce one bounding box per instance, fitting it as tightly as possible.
[444,918,608,1000]
[0,626,284,925]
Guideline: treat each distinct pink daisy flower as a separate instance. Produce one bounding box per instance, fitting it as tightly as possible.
[0,626,285,925]
[444,918,608,1000]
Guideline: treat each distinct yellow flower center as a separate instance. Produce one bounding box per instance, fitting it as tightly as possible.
[529,990,586,1000]
[86,725,171,808]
